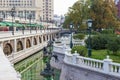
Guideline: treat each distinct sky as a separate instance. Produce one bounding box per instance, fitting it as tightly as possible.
[54,0,78,16]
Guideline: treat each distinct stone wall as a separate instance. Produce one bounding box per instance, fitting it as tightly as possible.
[60,62,120,80]
[50,52,65,70]
[51,44,120,80]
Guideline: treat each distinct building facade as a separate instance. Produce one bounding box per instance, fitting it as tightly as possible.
[42,0,54,22]
[0,0,54,22]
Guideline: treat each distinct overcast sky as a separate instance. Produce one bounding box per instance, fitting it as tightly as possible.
[54,0,78,16]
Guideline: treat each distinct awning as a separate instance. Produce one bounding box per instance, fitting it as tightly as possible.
[3,22,23,27]
[14,23,24,27]
[36,24,44,28]
[0,22,7,26]
[26,23,37,27]
[3,22,13,26]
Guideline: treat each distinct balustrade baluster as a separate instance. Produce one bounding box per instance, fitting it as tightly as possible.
[119,66,120,73]
[93,62,96,68]
[89,61,91,66]
[88,60,90,66]
[81,58,83,64]
[111,65,114,72]
[99,63,102,69]
[87,60,89,66]
[90,61,93,67]
[114,66,117,72]
[96,62,98,68]
[84,60,86,65]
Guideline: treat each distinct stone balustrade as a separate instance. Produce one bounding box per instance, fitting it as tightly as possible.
[0,46,21,80]
[64,51,120,77]
[57,36,85,46]
[52,43,120,80]
[0,30,58,39]
[109,62,120,74]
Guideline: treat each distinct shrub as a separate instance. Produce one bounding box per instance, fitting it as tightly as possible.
[85,34,117,50]
[91,31,100,35]
[101,29,114,34]
[107,37,120,54]
[71,46,87,56]
[73,33,85,40]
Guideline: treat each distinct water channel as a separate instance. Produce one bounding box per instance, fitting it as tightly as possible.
[14,50,61,80]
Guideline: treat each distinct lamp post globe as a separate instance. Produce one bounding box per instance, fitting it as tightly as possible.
[70,23,73,49]
[87,19,93,57]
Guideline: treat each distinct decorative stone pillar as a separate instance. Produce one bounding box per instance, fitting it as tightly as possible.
[0,42,3,49]
[14,39,17,52]
[103,56,112,73]
[31,37,34,47]
[72,51,79,64]
[41,36,43,43]
[37,36,39,45]
[24,38,26,50]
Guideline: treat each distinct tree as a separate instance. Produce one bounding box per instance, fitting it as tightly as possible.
[63,0,90,30]
[89,0,120,30]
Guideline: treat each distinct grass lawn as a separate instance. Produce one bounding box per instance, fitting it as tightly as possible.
[91,49,120,63]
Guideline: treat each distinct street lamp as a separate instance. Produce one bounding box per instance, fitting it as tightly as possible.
[87,19,93,57]
[2,11,5,20]
[40,40,54,80]
[28,13,32,33]
[11,6,16,35]
[39,17,42,32]
[70,23,73,49]
[40,39,59,80]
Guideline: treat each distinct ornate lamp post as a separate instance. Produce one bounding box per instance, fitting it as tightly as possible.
[11,6,16,35]
[2,11,5,20]
[87,19,93,57]
[40,40,54,80]
[39,17,42,32]
[28,13,32,33]
[70,23,73,49]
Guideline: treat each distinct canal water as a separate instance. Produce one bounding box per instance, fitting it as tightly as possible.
[14,50,61,80]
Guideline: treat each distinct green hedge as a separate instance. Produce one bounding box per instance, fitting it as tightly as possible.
[101,29,114,34]
[85,34,119,51]
[71,46,87,56]
[73,33,85,40]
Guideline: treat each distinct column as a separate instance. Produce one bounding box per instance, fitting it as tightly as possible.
[37,36,39,45]
[72,51,79,64]
[103,56,112,73]
[14,39,17,53]
[31,37,34,47]
[0,42,3,49]
[24,38,26,50]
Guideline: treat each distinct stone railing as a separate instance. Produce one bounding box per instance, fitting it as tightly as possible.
[52,43,120,80]
[0,29,58,39]
[53,43,71,54]
[0,46,21,80]
[57,37,85,46]
[64,51,120,77]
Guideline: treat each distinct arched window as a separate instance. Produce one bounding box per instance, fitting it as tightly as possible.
[43,36,46,41]
[39,37,42,43]
[33,37,37,45]
[17,41,23,52]
[26,39,31,48]
[3,43,12,56]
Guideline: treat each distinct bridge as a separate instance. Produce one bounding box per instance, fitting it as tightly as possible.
[0,29,60,80]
